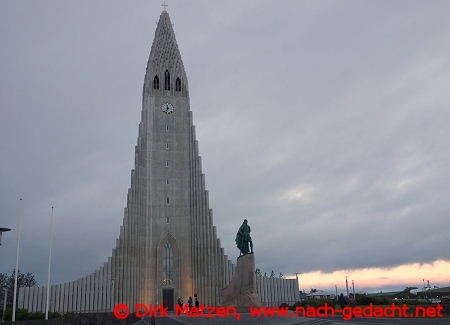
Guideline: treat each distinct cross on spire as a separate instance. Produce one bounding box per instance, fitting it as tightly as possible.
[162,2,168,12]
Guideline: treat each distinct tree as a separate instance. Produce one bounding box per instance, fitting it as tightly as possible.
[310,288,317,293]
[0,269,37,312]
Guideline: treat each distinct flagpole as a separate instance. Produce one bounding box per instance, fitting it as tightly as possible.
[45,207,54,320]
[12,198,22,322]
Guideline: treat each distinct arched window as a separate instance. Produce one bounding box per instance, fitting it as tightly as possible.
[164,70,170,90]
[163,242,173,285]
[153,75,159,90]
[175,78,181,92]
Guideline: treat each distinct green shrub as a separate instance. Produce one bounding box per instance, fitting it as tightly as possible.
[48,311,62,319]
[290,300,307,310]
[357,296,376,305]
[376,296,391,305]
[3,308,29,321]
[306,298,336,308]
[28,311,45,320]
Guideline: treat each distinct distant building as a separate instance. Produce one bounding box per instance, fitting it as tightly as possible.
[416,286,450,299]
[306,290,335,300]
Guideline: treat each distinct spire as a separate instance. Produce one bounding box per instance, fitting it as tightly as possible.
[145,10,188,96]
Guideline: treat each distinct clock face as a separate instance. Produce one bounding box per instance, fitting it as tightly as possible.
[162,103,174,114]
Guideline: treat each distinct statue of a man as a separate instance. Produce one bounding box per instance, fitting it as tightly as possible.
[235,219,253,256]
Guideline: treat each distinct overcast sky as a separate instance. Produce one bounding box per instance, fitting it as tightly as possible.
[1,1,449,294]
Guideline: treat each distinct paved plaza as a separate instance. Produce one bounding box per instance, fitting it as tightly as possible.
[132,311,448,325]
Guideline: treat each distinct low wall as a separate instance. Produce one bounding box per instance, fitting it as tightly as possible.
[2,312,139,325]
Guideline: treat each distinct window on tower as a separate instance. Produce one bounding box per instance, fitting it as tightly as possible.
[164,70,170,90]
[176,78,181,92]
[153,75,159,90]
[163,242,173,285]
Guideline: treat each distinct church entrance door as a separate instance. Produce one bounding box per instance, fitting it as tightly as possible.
[162,288,174,311]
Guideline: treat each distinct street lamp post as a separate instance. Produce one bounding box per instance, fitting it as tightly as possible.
[12,198,23,322]
[2,288,7,321]
[0,228,11,245]
[423,279,427,300]
[45,207,54,320]
[345,276,349,297]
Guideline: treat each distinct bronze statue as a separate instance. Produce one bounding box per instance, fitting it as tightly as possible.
[235,219,253,256]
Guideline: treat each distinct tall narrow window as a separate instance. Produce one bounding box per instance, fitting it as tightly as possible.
[175,78,181,92]
[164,70,170,90]
[166,197,170,205]
[166,217,170,224]
[163,242,173,285]
[166,125,169,131]
[166,143,169,149]
[166,179,169,186]
[153,75,159,90]
[166,160,169,167]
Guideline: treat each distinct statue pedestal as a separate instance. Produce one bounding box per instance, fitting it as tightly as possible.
[221,253,261,312]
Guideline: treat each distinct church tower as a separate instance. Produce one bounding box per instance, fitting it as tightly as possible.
[110,9,229,310]
[16,10,300,314]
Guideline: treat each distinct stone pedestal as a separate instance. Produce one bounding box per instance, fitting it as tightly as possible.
[221,253,261,311]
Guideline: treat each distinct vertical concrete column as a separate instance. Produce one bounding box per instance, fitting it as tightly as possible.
[256,276,260,303]
[280,278,284,304]
[30,286,36,312]
[288,279,292,304]
[123,223,129,310]
[222,255,228,287]
[17,287,24,308]
[106,258,111,311]
[98,268,103,312]
[39,286,45,312]
[67,282,72,312]
[220,250,226,287]
[62,282,68,313]
[69,281,74,312]
[216,236,222,305]
[83,276,88,312]
[270,278,274,306]
[290,279,295,304]
[197,156,204,305]
[278,279,282,304]
[24,286,29,310]
[264,277,267,305]
[52,284,56,312]
[88,273,93,311]
[100,268,104,312]
[189,123,197,300]
[264,277,268,306]
[285,279,289,303]
[75,279,81,312]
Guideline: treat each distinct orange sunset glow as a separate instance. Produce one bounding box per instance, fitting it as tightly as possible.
[294,260,450,293]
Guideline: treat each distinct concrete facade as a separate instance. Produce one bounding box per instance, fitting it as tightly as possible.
[16,10,299,313]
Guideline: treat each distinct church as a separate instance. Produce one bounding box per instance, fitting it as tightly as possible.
[17,9,299,313]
